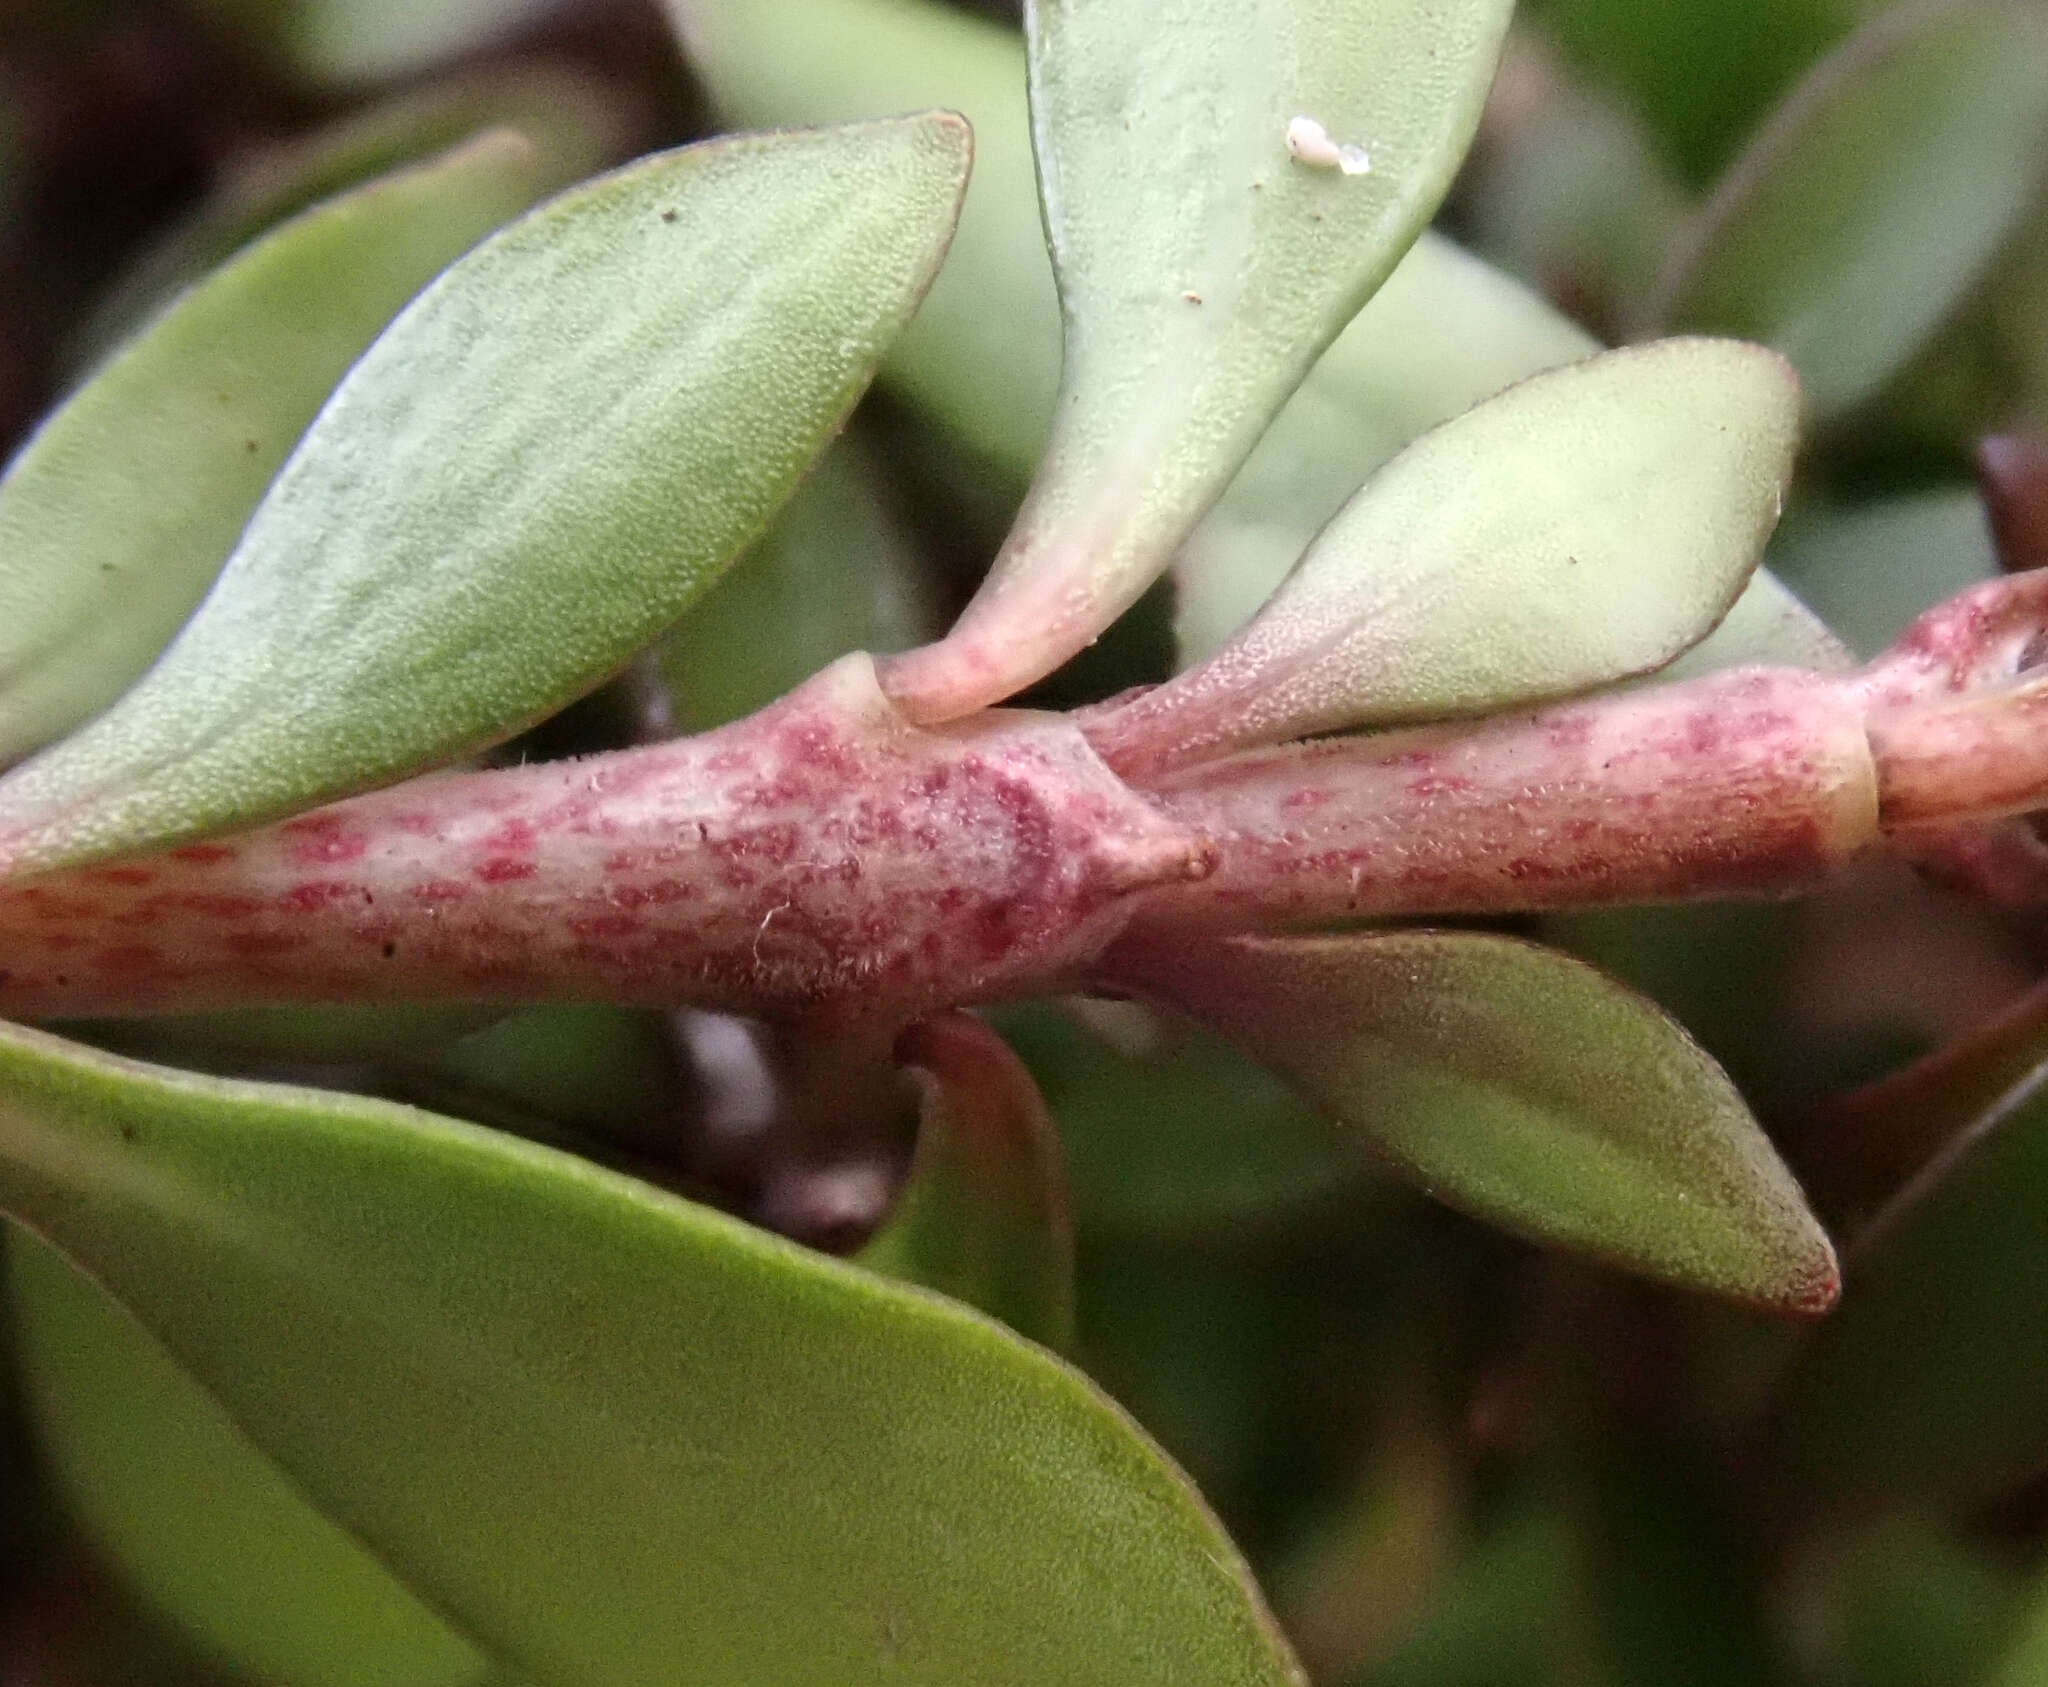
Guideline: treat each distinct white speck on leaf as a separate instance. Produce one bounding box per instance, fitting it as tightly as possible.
[1285,115,1372,175]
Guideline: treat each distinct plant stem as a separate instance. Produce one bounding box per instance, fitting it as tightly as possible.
[2,577,2047,1025]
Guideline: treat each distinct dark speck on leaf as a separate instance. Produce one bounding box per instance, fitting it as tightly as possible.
[661,208,678,223]
[381,941,398,959]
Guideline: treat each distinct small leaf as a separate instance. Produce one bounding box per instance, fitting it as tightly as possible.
[878,0,1517,718]
[858,1012,1076,1351]
[1653,0,2048,419]
[1108,930,1838,1311]
[0,133,552,770]
[0,117,970,877]
[0,1022,1303,1686]
[1088,340,1800,776]
[7,1230,495,1687]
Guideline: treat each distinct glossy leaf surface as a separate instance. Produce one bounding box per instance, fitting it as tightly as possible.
[1111,931,1838,1311]
[879,0,1516,718]
[7,1230,494,1687]
[1654,0,2048,418]
[858,1012,1076,1351]
[0,1022,1303,1686]
[1090,340,1800,775]
[0,134,549,770]
[0,118,969,877]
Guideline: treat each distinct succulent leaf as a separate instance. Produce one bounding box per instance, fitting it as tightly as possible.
[1109,929,1838,1312]
[0,1021,1303,1686]
[0,117,970,877]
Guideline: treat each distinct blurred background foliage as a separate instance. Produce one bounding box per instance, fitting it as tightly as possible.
[2,0,2048,1681]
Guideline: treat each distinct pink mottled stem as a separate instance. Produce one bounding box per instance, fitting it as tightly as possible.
[1129,667,1881,930]
[4,578,2048,1024]
[0,658,1212,1023]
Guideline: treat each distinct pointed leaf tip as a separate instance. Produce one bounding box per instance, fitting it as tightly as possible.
[0,113,972,877]
[1110,929,1838,1313]
[1090,338,1803,776]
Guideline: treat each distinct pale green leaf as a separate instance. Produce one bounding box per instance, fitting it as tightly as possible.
[0,116,969,877]
[1110,931,1838,1311]
[0,133,553,771]
[1171,230,1601,664]
[7,1230,495,1687]
[1653,0,2048,418]
[878,0,1516,718]
[1089,340,1801,775]
[857,1012,1076,1351]
[71,64,626,367]
[666,0,1664,678]
[0,1022,1302,1686]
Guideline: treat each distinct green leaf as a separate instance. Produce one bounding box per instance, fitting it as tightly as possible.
[0,117,970,878]
[1109,931,1838,1311]
[7,1230,495,1687]
[0,133,553,771]
[669,0,1655,673]
[1171,229,1601,665]
[0,1021,1303,1686]
[63,1002,508,1069]
[1653,0,2048,419]
[70,63,626,367]
[878,0,1516,718]
[857,1012,1076,1351]
[1088,340,1800,775]
[1531,0,1869,185]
